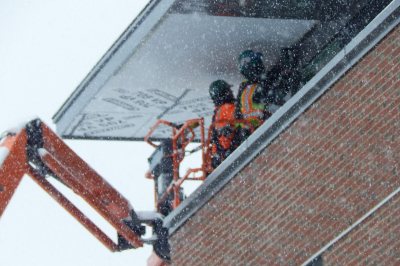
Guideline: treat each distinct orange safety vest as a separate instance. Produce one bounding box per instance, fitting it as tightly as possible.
[240,84,267,128]
[212,103,236,151]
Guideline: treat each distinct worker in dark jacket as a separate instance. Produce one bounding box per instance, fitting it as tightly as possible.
[235,50,275,132]
[208,80,239,169]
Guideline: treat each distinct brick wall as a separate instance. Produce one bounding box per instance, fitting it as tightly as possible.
[322,193,400,265]
[170,25,400,265]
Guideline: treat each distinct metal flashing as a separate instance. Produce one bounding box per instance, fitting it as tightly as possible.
[301,185,400,265]
[164,0,400,235]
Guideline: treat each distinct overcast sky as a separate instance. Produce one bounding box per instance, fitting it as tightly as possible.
[0,1,160,265]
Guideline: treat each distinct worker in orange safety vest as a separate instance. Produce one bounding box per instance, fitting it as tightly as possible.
[235,50,275,137]
[208,80,240,170]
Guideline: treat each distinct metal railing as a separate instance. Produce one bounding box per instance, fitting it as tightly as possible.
[145,118,209,211]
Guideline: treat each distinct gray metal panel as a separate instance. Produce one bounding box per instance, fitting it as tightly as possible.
[164,0,400,235]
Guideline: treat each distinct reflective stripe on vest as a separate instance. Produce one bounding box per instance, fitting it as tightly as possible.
[240,84,265,122]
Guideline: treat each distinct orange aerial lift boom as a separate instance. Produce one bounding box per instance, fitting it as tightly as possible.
[0,119,171,261]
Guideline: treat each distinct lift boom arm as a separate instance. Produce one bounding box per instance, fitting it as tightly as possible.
[0,119,169,260]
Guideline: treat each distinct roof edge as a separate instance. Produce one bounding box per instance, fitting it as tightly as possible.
[164,0,400,235]
[52,0,175,135]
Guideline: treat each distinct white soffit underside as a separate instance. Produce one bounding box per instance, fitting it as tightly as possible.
[58,12,315,140]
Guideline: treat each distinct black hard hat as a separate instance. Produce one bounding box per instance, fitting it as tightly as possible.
[209,80,234,106]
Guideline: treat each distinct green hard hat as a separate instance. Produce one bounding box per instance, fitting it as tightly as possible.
[238,50,265,81]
